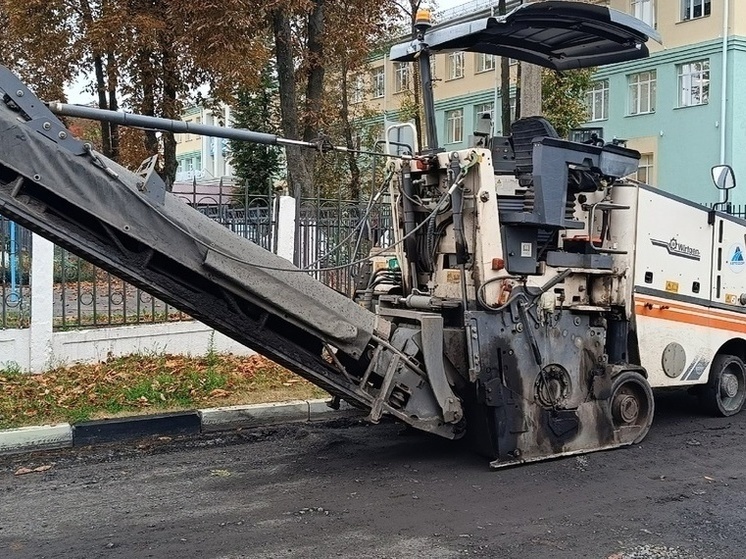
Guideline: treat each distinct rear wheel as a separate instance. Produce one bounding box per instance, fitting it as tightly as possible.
[700,354,746,417]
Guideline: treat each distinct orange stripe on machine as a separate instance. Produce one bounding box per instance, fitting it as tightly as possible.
[635,296,746,334]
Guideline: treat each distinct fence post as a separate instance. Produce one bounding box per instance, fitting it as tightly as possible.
[29,234,54,373]
[275,195,296,262]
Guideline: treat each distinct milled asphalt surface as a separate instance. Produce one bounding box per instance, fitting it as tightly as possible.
[1,392,745,559]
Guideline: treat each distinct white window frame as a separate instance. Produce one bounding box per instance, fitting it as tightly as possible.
[677,59,710,107]
[681,0,710,21]
[394,62,410,94]
[350,75,364,104]
[447,52,464,80]
[474,102,494,134]
[586,80,609,122]
[371,67,385,99]
[636,153,654,184]
[475,53,495,73]
[628,70,656,115]
[446,109,464,143]
[474,102,494,122]
[631,0,655,28]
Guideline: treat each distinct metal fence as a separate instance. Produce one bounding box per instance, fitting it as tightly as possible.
[297,198,394,295]
[53,248,189,330]
[1,191,394,330]
[0,217,32,329]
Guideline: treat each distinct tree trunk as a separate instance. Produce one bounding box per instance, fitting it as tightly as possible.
[80,0,112,158]
[106,50,120,161]
[411,63,423,147]
[339,65,361,200]
[139,50,159,156]
[302,0,326,187]
[520,63,542,118]
[93,54,112,157]
[160,41,179,191]
[303,0,325,143]
[272,9,311,201]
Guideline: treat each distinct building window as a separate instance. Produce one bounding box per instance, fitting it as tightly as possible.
[628,70,656,115]
[474,102,494,134]
[586,80,609,121]
[474,102,494,122]
[678,59,709,107]
[446,109,463,143]
[394,62,410,93]
[681,0,710,21]
[475,53,495,73]
[631,0,655,27]
[636,153,654,184]
[351,75,364,104]
[447,52,464,80]
[371,67,384,98]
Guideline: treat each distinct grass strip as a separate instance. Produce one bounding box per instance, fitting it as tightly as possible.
[0,352,327,430]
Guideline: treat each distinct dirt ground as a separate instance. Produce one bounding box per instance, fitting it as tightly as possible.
[0,391,745,559]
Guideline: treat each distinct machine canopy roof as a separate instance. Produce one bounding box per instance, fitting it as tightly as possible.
[389,1,661,71]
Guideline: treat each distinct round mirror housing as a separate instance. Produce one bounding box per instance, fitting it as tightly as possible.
[712,164,736,190]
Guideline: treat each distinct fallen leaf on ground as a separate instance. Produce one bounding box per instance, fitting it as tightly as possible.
[210,469,231,477]
[14,467,34,476]
[33,465,52,472]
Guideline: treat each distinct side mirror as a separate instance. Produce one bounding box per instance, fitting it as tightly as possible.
[712,164,736,190]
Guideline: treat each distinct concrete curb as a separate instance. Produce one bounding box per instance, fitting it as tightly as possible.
[0,399,362,456]
[73,412,201,446]
[0,424,73,455]
[200,400,310,432]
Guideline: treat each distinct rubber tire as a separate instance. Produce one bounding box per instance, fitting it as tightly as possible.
[609,371,655,445]
[699,354,746,417]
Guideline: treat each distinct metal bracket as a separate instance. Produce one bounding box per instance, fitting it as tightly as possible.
[419,314,463,424]
[378,307,464,424]
[135,155,166,205]
[368,353,401,423]
[466,317,481,382]
[0,66,86,155]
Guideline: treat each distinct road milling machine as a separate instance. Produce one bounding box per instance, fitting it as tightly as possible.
[1,2,745,468]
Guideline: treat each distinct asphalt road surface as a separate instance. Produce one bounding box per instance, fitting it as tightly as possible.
[1,392,745,559]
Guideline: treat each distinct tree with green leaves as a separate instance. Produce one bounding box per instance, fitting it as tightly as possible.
[541,68,594,138]
[230,66,282,204]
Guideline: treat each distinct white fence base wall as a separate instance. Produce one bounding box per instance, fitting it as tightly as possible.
[1,321,255,373]
[0,328,30,371]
